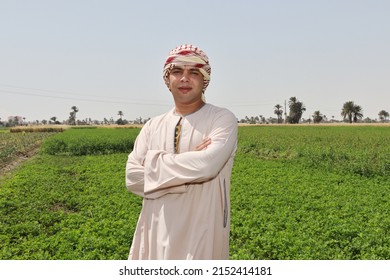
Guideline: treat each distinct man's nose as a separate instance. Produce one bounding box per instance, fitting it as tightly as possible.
[180,71,190,81]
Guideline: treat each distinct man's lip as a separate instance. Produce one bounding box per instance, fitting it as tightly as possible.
[178,87,192,92]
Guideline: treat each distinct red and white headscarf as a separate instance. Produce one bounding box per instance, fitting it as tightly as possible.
[163,44,211,93]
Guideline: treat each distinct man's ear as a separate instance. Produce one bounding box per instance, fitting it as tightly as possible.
[166,80,171,91]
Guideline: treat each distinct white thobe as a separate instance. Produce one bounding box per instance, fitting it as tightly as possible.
[126,103,237,259]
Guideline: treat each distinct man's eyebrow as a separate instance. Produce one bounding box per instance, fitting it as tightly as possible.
[171,66,184,70]
[171,65,200,71]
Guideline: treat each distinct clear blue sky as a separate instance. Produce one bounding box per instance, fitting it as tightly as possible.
[1,0,389,122]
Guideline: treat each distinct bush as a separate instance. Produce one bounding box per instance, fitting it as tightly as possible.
[41,128,140,156]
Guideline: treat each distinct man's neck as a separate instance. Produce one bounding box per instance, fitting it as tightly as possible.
[175,101,205,116]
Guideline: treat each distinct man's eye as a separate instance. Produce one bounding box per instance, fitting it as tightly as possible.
[171,69,182,74]
[190,70,200,75]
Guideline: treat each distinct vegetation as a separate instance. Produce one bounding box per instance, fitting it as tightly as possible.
[2,97,388,127]
[378,110,389,122]
[341,101,364,123]
[273,104,284,123]
[0,126,389,260]
[286,97,306,124]
[41,127,139,156]
[10,127,65,133]
[312,110,324,123]
[231,126,390,259]
[0,129,56,171]
[68,106,79,125]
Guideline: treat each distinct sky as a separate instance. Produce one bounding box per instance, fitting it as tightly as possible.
[1,0,389,123]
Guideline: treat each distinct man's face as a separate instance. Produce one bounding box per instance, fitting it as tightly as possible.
[168,65,204,105]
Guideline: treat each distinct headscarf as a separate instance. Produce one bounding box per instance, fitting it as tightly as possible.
[163,44,211,93]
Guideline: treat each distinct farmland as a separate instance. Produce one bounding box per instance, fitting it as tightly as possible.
[0,129,56,173]
[0,125,389,259]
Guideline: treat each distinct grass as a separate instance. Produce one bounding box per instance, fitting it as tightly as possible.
[0,130,56,170]
[0,153,140,259]
[231,126,390,259]
[0,125,389,259]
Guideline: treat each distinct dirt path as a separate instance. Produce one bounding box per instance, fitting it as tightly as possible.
[0,147,40,179]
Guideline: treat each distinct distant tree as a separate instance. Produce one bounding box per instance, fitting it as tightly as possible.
[266,117,277,124]
[341,101,363,123]
[312,111,324,123]
[363,117,375,123]
[341,101,355,123]
[378,110,389,122]
[274,104,284,123]
[68,112,75,125]
[50,116,61,124]
[352,105,363,122]
[259,115,266,123]
[71,106,79,118]
[118,111,124,120]
[7,116,22,127]
[116,118,129,125]
[245,116,256,124]
[287,97,306,124]
[68,106,79,125]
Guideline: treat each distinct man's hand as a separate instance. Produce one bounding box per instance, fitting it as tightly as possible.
[194,137,211,151]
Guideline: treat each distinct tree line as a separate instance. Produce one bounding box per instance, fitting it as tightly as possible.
[1,98,389,127]
[240,97,389,124]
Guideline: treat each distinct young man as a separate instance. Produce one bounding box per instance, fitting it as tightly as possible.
[125,44,237,259]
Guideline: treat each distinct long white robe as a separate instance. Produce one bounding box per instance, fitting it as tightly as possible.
[125,103,237,260]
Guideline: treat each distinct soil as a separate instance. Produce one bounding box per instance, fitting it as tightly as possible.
[0,147,40,178]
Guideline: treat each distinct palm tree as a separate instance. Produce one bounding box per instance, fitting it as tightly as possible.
[341,101,363,123]
[341,101,354,123]
[71,106,79,118]
[287,97,306,124]
[352,105,363,123]
[378,110,389,122]
[245,116,256,124]
[69,106,79,125]
[274,104,283,123]
[312,111,323,123]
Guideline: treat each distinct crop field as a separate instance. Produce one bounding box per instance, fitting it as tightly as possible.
[230,125,389,259]
[0,125,389,260]
[0,129,56,171]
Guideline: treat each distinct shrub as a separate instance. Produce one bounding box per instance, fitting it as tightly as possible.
[41,128,140,156]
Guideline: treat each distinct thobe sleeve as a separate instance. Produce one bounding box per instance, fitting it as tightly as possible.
[143,110,237,199]
[125,123,149,197]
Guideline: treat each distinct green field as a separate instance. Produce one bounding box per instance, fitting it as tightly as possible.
[0,130,56,170]
[0,125,389,259]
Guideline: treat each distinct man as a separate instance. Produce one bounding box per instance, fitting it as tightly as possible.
[125,44,237,260]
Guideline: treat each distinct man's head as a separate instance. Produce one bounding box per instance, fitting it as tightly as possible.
[163,44,211,93]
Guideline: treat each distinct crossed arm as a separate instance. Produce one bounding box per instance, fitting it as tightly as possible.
[194,137,211,152]
[126,114,237,199]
